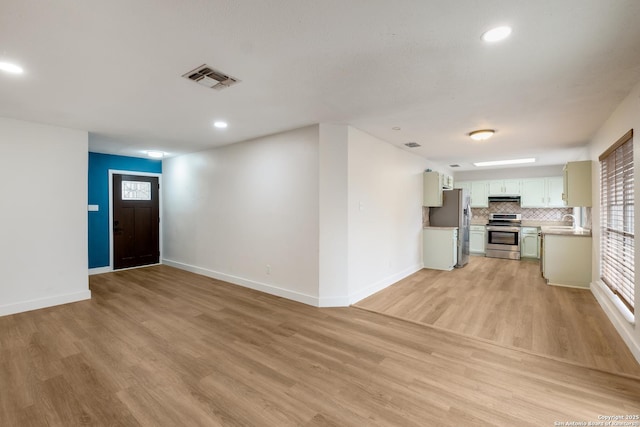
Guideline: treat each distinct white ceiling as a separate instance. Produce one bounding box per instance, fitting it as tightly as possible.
[1,0,640,171]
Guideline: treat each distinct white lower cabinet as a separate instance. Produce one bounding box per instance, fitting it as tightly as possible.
[469,225,485,254]
[520,227,539,259]
[423,227,458,271]
[542,234,592,288]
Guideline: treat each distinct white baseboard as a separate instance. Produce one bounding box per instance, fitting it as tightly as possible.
[163,258,321,307]
[0,290,92,317]
[89,266,112,275]
[348,263,422,305]
[590,280,640,364]
[317,295,350,307]
[546,281,590,290]
[163,259,420,308]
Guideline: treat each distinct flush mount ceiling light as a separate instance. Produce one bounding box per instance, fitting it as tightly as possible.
[213,121,228,129]
[392,126,401,131]
[0,61,24,74]
[473,158,536,167]
[468,129,495,141]
[481,26,512,42]
[146,151,165,159]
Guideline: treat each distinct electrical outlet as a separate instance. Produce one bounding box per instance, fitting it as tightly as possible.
[266,264,271,275]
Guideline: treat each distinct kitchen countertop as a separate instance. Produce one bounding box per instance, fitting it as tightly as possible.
[470,219,575,227]
[540,226,592,237]
[469,220,592,236]
[521,220,567,227]
[470,219,488,225]
[423,226,458,230]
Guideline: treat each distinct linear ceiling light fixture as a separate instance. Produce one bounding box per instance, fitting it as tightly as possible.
[469,129,495,141]
[473,158,536,167]
[213,121,228,129]
[0,61,24,74]
[481,26,512,42]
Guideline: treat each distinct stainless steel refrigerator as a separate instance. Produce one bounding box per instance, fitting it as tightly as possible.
[428,188,470,267]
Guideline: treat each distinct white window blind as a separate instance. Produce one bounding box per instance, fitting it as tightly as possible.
[599,129,634,312]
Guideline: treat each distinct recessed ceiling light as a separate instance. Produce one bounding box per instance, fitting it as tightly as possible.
[213,121,228,129]
[481,26,512,42]
[0,61,24,74]
[146,151,165,159]
[473,158,535,167]
[469,129,495,141]
[392,126,401,131]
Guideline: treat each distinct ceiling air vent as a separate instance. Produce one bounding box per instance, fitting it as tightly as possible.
[182,64,240,90]
[449,164,460,168]
[405,142,421,148]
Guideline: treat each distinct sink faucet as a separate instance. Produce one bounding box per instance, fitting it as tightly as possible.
[562,214,577,229]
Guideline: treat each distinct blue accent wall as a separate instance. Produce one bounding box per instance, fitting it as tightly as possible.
[88,152,162,269]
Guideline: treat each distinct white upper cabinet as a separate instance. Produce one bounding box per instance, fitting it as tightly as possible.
[458,176,563,208]
[423,171,443,207]
[547,177,564,207]
[520,177,564,208]
[520,179,546,207]
[563,161,592,207]
[488,179,521,195]
[470,181,489,207]
[503,179,521,195]
[454,181,470,192]
[456,181,489,207]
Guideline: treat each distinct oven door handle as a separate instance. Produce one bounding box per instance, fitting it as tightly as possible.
[486,226,521,232]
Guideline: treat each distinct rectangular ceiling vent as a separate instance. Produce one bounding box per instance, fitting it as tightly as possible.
[404,142,421,148]
[182,64,240,90]
[449,164,460,168]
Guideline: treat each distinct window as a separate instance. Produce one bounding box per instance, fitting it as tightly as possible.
[122,180,151,201]
[599,129,634,312]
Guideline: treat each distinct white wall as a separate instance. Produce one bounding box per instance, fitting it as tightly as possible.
[162,123,450,307]
[587,80,640,363]
[347,127,434,303]
[318,124,349,306]
[162,125,320,305]
[0,118,90,316]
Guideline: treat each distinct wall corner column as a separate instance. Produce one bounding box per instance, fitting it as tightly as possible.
[318,124,350,306]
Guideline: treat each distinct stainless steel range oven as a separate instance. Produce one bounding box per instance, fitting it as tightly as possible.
[486,213,521,260]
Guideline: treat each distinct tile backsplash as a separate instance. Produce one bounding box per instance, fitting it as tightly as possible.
[471,202,572,222]
[423,202,586,228]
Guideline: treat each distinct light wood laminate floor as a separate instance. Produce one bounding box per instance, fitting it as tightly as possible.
[1,265,639,426]
[356,256,640,377]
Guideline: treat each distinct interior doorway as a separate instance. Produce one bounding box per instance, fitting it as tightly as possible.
[112,173,160,269]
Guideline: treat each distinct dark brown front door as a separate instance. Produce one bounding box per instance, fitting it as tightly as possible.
[113,174,160,269]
